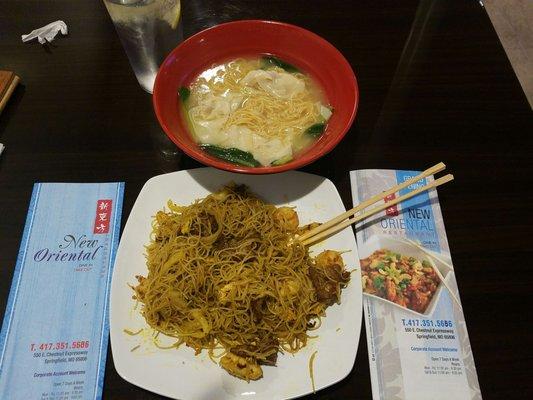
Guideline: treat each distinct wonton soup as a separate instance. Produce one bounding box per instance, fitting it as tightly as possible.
[178,56,332,167]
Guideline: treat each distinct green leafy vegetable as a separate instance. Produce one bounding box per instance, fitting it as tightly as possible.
[376,261,386,270]
[271,155,293,166]
[261,56,299,73]
[305,123,326,138]
[373,276,385,290]
[200,144,261,167]
[399,278,410,290]
[178,86,190,102]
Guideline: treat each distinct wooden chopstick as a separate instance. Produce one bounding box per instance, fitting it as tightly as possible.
[298,162,447,243]
[301,174,454,247]
[0,71,20,114]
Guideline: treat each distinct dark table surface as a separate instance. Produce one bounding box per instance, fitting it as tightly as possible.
[1,1,532,399]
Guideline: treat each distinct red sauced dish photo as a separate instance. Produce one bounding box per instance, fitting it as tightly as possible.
[360,249,441,313]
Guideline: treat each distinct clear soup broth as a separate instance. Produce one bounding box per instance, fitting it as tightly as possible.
[179,56,332,167]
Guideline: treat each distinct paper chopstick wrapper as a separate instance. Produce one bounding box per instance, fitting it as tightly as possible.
[350,169,482,400]
[0,182,124,399]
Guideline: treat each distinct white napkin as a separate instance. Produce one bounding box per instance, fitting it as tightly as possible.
[22,20,68,44]
[0,143,4,157]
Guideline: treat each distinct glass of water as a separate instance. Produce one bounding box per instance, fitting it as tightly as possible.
[103,0,183,93]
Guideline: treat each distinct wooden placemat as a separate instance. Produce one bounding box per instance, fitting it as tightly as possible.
[0,71,20,114]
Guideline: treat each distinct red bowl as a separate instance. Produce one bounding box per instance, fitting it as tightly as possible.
[153,20,358,174]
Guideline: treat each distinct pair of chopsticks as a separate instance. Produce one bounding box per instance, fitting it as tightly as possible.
[298,162,453,247]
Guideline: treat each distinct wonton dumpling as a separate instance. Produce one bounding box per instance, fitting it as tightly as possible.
[218,125,254,150]
[188,93,245,143]
[252,136,292,166]
[215,125,293,166]
[240,69,305,98]
[189,115,227,144]
[190,93,231,121]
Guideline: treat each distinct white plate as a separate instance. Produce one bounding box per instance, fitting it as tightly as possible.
[110,168,362,400]
[358,235,453,317]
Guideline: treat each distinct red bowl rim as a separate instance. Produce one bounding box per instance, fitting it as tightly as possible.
[153,19,359,174]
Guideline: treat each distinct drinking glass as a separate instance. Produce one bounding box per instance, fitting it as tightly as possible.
[103,0,183,93]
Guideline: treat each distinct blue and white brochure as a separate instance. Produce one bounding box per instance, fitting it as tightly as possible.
[0,182,124,400]
[350,170,481,400]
